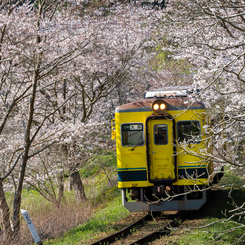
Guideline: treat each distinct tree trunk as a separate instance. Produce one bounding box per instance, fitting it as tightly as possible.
[12,153,29,239]
[13,45,41,238]
[70,171,87,203]
[0,180,13,244]
[56,175,64,208]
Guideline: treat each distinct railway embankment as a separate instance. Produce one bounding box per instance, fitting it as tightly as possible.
[45,172,245,245]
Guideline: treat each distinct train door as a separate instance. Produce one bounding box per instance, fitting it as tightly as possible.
[147,118,176,183]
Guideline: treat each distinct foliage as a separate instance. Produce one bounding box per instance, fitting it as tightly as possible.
[80,151,116,178]
[1,0,244,243]
[149,44,194,87]
[156,1,245,243]
[82,151,118,204]
[161,0,245,170]
[220,171,245,189]
[0,0,166,241]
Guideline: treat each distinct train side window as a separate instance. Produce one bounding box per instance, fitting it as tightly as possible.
[177,121,201,143]
[154,124,168,145]
[121,123,144,147]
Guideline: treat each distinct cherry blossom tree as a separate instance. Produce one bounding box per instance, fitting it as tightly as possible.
[160,0,245,241]
[0,0,166,242]
[162,0,245,172]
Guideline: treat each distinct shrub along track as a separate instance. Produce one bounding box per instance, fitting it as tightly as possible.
[90,212,184,245]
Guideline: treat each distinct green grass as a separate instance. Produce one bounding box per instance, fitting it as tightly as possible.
[175,171,245,245]
[45,190,130,245]
[44,169,245,245]
[177,217,245,245]
[16,155,245,245]
[44,186,245,245]
[4,188,58,218]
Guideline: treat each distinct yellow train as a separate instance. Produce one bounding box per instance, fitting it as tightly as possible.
[112,87,221,212]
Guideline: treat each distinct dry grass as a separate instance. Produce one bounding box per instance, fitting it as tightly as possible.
[0,194,92,245]
[21,200,91,244]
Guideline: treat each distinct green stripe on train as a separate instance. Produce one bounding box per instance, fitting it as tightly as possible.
[118,170,147,182]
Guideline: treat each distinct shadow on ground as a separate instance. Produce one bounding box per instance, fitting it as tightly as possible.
[185,187,245,220]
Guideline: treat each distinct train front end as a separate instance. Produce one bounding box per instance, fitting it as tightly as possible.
[113,87,213,212]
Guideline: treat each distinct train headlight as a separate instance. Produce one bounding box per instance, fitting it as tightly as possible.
[152,100,167,115]
[153,104,159,110]
[160,103,166,110]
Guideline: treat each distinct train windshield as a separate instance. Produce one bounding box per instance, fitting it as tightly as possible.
[154,124,168,145]
[177,120,201,144]
[121,123,144,147]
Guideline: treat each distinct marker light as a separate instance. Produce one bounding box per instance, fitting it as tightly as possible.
[152,100,167,115]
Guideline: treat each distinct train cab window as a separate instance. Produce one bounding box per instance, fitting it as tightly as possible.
[177,121,201,144]
[154,124,168,145]
[121,123,144,147]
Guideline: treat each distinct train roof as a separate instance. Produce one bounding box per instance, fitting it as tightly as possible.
[115,97,205,113]
[143,86,200,99]
[116,87,205,113]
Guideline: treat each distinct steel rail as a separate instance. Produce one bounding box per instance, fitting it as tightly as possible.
[129,215,183,245]
[90,214,151,245]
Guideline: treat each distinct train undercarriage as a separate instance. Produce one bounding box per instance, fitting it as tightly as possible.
[121,185,207,212]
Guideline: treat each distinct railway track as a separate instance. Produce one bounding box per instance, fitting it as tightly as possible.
[90,212,184,245]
